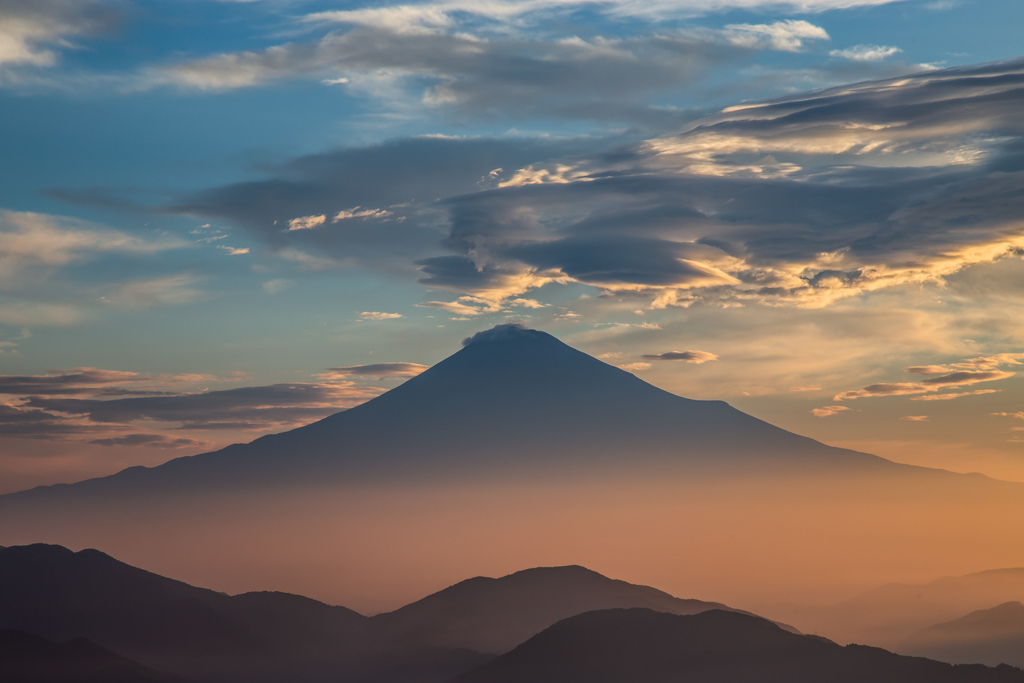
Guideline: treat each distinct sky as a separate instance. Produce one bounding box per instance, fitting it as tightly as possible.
[2,0,1024,493]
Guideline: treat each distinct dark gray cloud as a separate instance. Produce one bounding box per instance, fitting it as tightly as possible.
[0,403,104,439]
[171,58,1024,310]
[0,368,147,396]
[641,350,718,363]
[87,434,206,449]
[504,237,736,288]
[149,24,748,125]
[25,382,380,430]
[415,58,1024,307]
[920,371,1014,387]
[172,135,604,270]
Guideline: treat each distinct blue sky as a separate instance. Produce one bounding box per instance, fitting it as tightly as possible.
[2,0,1024,491]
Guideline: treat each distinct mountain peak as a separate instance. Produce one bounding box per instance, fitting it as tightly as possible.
[461,323,551,347]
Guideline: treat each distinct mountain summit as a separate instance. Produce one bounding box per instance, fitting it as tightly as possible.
[4,324,891,500]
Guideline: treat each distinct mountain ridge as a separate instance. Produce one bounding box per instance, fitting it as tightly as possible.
[0,324,914,502]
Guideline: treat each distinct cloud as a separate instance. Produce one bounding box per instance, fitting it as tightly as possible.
[830,44,901,62]
[174,57,1024,315]
[812,405,851,417]
[87,434,207,449]
[173,135,595,273]
[919,371,1014,386]
[287,214,327,231]
[262,279,294,294]
[462,322,537,346]
[912,389,1000,401]
[900,415,929,421]
[641,350,718,363]
[723,20,829,53]
[334,207,394,222]
[0,368,219,397]
[24,381,382,430]
[410,58,1024,309]
[0,0,120,75]
[0,403,108,438]
[905,365,951,375]
[359,311,403,320]
[100,274,204,309]
[619,361,651,371]
[319,362,429,379]
[0,209,185,288]
[834,359,1017,400]
[139,5,837,129]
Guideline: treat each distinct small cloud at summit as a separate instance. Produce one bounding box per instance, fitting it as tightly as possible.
[462,323,541,347]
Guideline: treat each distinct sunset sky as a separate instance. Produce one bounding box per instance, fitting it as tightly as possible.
[3,0,1024,493]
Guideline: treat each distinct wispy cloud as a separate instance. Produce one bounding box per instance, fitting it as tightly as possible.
[641,349,718,363]
[834,354,1018,400]
[830,44,901,62]
[25,382,382,431]
[319,362,429,379]
[723,20,829,53]
[0,209,185,287]
[812,405,852,417]
[359,311,404,320]
[0,0,120,78]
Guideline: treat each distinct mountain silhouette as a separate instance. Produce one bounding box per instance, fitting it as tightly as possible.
[901,601,1024,668]
[0,544,367,681]
[457,608,1024,683]
[1,543,765,683]
[0,629,167,683]
[0,324,894,503]
[367,565,742,655]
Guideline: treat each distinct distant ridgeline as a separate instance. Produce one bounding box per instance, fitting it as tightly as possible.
[3,544,1024,683]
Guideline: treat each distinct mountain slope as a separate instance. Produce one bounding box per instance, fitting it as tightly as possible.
[1,325,894,503]
[368,565,739,654]
[457,608,1024,683]
[901,602,1024,667]
[0,544,367,679]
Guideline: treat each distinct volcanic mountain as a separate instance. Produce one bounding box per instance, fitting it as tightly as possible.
[1,324,894,503]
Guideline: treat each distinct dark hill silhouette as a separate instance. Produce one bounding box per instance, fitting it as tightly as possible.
[1,544,767,683]
[368,565,741,654]
[901,602,1024,668]
[0,324,898,504]
[0,629,167,683]
[457,608,1024,683]
[0,544,366,681]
